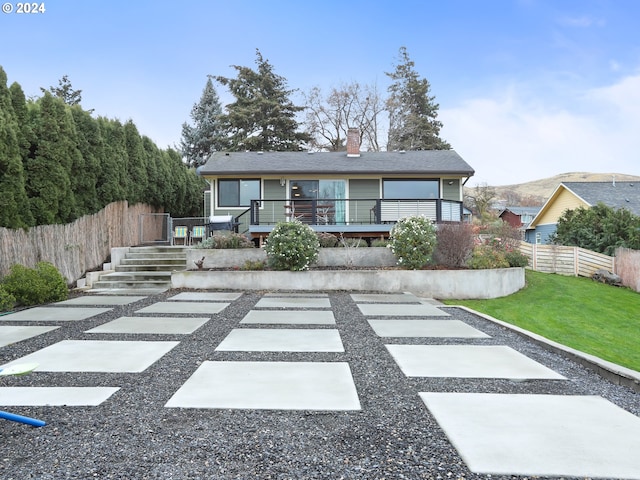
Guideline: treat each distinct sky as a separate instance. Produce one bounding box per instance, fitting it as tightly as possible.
[1,0,639,186]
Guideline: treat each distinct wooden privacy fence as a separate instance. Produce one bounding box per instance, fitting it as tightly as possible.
[519,241,615,278]
[0,201,160,284]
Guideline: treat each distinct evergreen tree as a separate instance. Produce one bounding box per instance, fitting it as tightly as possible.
[141,136,163,207]
[124,120,149,203]
[42,74,82,106]
[0,67,33,228]
[70,106,100,214]
[180,78,226,167]
[25,93,77,224]
[215,49,309,151]
[95,117,127,205]
[386,47,450,151]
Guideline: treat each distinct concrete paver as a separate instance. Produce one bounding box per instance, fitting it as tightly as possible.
[165,361,361,410]
[0,325,60,347]
[85,316,210,335]
[358,303,450,317]
[136,302,229,315]
[255,297,331,309]
[350,293,421,303]
[240,310,336,325]
[168,292,243,302]
[420,392,640,478]
[56,296,147,306]
[386,344,566,379]
[368,319,490,338]
[0,387,120,406]
[0,307,112,322]
[215,328,344,352]
[3,340,179,372]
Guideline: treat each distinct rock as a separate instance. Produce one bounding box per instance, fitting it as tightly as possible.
[592,269,622,286]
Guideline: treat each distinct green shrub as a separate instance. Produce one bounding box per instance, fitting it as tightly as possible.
[371,239,389,248]
[2,262,68,306]
[265,220,320,271]
[241,259,266,270]
[338,237,365,248]
[388,216,437,269]
[0,286,16,312]
[505,249,529,267]
[468,245,510,269]
[196,232,254,249]
[316,232,339,247]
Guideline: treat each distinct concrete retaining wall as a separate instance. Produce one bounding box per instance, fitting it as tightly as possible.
[172,267,525,299]
[186,247,397,269]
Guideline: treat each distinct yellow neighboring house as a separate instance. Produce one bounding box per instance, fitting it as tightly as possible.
[525,181,640,244]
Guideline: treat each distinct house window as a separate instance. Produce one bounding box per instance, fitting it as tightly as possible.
[383,179,439,199]
[218,179,260,207]
[535,232,541,244]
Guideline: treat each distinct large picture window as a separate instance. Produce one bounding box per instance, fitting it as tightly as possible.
[383,179,439,199]
[218,179,260,207]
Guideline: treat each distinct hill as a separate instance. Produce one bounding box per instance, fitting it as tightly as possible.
[471,172,640,206]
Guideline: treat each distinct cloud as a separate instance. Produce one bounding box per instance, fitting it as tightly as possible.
[440,74,640,186]
[557,15,605,28]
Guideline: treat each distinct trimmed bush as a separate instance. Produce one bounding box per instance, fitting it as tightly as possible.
[265,220,320,271]
[338,237,365,248]
[2,262,68,306]
[196,232,254,249]
[505,250,529,267]
[316,232,339,248]
[371,239,389,248]
[388,216,437,269]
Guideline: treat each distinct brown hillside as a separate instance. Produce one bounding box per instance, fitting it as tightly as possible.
[467,172,640,206]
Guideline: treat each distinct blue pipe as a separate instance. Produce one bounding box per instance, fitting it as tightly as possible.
[0,410,46,427]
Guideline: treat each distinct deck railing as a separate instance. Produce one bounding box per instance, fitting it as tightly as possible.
[245,198,463,227]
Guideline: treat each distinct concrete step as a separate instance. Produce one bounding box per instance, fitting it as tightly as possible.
[91,279,172,290]
[124,253,187,261]
[117,264,186,272]
[100,271,171,281]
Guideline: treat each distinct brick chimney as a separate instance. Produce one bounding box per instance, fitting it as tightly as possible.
[346,128,360,157]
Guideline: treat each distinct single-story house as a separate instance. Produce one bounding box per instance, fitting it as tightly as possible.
[198,129,475,244]
[525,181,640,244]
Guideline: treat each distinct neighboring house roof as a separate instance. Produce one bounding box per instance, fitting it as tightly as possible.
[528,181,640,229]
[500,206,541,217]
[199,150,475,177]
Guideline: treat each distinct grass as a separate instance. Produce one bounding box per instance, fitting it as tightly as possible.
[444,270,640,372]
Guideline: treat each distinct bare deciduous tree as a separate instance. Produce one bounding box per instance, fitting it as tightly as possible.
[302,82,383,151]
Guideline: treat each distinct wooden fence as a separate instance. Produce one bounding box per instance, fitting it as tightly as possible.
[519,241,615,277]
[0,202,161,284]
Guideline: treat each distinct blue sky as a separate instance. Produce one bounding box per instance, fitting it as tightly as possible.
[2,0,639,185]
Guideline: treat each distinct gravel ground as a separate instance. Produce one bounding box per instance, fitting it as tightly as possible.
[0,290,638,479]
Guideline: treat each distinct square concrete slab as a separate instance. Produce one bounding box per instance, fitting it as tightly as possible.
[135,302,229,315]
[0,307,112,322]
[386,345,566,379]
[216,329,344,352]
[255,297,331,309]
[0,387,120,406]
[168,292,242,302]
[165,361,361,410]
[263,293,328,297]
[358,303,450,317]
[0,326,60,348]
[368,319,490,338]
[419,393,640,479]
[350,293,421,303]
[2,340,179,372]
[55,296,146,306]
[240,310,336,325]
[85,317,210,335]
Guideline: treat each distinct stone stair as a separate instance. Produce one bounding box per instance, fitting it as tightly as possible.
[88,246,187,293]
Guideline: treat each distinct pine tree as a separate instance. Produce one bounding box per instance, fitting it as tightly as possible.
[0,67,33,228]
[215,49,309,151]
[386,47,450,151]
[180,78,226,167]
[70,107,100,214]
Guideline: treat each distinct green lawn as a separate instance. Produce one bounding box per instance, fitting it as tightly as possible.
[444,270,640,372]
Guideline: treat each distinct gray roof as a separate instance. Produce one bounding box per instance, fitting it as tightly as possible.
[501,206,541,216]
[199,150,475,176]
[563,181,640,216]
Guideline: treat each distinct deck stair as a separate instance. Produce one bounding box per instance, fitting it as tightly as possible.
[88,246,187,293]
